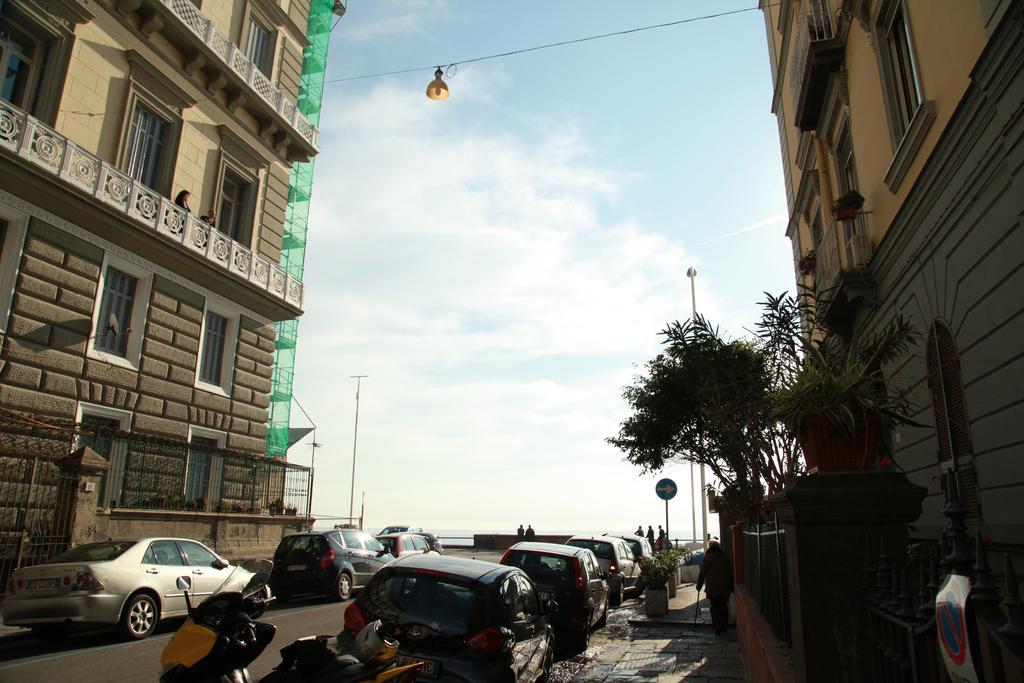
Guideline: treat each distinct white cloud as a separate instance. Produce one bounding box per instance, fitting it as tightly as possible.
[293,79,721,536]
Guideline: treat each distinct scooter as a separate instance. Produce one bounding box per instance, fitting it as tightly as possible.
[160,559,422,683]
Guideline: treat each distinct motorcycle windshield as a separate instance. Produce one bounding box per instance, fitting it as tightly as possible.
[211,558,273,598]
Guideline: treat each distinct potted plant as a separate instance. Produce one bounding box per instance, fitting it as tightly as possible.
[798,251,816,275]
[285,506,298,516]
[831,190,865,221]
[775,316,920,473]
[639,554,674,616]
[269,499,284,515]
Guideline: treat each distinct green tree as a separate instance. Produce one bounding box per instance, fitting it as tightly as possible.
[608,293,805,517]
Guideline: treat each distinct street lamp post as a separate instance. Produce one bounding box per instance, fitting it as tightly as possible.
[686,267,709,549]
[349,375,368,521]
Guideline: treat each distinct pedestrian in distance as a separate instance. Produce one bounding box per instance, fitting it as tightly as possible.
[635,525,644,537]
[657,525,666,551]
[696,539,734,635]
[524,524,536,539]
[517,524,525,538]
[646,525,655,546]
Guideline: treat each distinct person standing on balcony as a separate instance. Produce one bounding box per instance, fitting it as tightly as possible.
[696,539,734,635]
[174,190,192,212]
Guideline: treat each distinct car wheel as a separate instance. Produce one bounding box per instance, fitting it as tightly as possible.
[31,625,70,643]
[119,592,159,640]
[574,621,591,652]
[335,571,353,601]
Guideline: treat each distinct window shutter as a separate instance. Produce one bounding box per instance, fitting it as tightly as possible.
[926,320,981,520]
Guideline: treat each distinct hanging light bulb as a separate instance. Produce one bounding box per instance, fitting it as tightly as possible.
[426,67,449,100]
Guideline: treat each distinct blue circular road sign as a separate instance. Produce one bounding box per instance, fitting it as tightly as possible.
[655,478,678,501]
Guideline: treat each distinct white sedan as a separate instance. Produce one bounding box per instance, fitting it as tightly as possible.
[1,538,252,641]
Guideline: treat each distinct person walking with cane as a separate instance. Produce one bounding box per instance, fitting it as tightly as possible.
[696,539,734,635]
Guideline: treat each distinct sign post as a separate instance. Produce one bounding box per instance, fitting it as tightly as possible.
[656,478,678,548]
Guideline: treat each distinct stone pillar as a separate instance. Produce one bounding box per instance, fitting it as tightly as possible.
[773,473,926,683]
[59,447,110,545]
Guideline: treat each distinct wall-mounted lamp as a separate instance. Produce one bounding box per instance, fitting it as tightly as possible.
[426,67,449,100]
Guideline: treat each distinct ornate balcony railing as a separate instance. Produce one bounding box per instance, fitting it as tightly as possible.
[0,97,304,311]
[789,0,843,130]
[157,0,318,150]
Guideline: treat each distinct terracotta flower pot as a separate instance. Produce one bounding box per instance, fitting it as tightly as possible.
[799,415,881,473]
[833,206,859,221]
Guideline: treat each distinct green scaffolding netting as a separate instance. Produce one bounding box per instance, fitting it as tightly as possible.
[266,0,333,458]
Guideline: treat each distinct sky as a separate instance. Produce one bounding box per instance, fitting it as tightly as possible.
[290,0,796,539]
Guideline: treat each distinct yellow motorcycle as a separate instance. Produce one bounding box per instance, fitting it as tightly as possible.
[160,559,422,683]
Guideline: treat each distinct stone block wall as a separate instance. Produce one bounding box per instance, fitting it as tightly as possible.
[0,217,275,456]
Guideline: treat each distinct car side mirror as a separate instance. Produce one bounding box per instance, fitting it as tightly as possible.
[543,599,558,616]
[214,558,229,570]
[377,548,388,557]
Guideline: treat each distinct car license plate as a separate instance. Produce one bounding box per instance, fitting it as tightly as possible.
[27,578,58,591]
[288,564,305,571]
[396,655,440,678]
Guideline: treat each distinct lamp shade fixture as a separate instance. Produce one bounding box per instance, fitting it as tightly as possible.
[426,68,449,100]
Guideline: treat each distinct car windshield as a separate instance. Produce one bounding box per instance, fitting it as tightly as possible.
[362,571,482,636]
[47,541,137,563]
[381,526,408,534]
[567,539,613,560]
[504,551,572,583]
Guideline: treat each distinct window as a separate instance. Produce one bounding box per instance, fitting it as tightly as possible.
[218,168,255,244]
[89,255,152,369]
[199,312,227,384]
[124,103,167,188]
[143,540,184,566]
[245,17,274,76]
[340,528,363,549]
[179,540,219,568]
[78,403,132,507]
[0,214,29,333]
[402,537,415,552]
[0,3,70,119]
[94,267,136,357]
[185,435,217,508]
[881,4,920,137]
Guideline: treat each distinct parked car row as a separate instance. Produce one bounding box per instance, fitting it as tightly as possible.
[335,531,653,682]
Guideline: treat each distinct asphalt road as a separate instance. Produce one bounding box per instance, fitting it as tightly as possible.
[0,594,349,683]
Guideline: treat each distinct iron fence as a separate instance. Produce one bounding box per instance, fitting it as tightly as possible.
[861,470,1024,681]
[0,429,79,595]
[743,514,792,644]
[81,431,309,516]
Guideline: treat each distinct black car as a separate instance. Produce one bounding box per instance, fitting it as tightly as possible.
[270,529,390,602]
[500,542,608,650]
[339,554,555,682]
[416,531,444,553]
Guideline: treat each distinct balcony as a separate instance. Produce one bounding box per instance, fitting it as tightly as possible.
[813,215,874,334]
[0,97,303,313]
[790,0,844,131]
[118,0,318,159]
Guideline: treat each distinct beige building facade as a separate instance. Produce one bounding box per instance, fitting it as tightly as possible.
[0,0,316,443]
[0,0,319,518]
[761,0,1024,543]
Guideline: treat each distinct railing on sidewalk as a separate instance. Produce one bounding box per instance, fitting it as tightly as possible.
[861,470,1024,681]
[742,515,792,644]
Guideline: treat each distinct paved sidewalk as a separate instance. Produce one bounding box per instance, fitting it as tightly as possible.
[563,584,746,682]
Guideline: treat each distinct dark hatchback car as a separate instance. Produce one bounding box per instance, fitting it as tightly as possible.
[339,554,555,682]
[270,529,390,602]
[500,542,608,649]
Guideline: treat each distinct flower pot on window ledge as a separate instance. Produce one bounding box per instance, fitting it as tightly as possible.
[831,190,865,222]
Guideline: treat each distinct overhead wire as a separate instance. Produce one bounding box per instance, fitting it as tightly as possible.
[324,2,786,85]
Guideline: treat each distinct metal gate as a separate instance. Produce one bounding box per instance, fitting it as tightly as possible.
[0,455,77,595]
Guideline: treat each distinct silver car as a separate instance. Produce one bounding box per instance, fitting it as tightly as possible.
[0,538,251,641]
